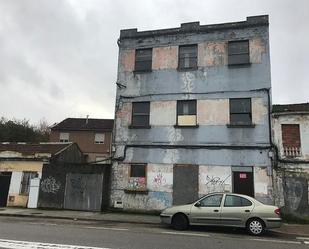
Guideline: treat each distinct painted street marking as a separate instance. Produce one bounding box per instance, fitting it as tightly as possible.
[85,226,129,231]
[0,239,113,249]
[297,237,309,240]
[250,238,301,244]
[303,241,309,244]
[161,231,210,237]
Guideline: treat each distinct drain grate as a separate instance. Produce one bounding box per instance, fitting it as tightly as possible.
[30,212,43,215]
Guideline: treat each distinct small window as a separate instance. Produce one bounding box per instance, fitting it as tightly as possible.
[128,164,147,191]
[178,45,197,70]
[229,98,252,125]
[135,48,152,72]
[59,132,69,142]
[20,172,38,195]
[131,102,150,127]
[200,194,223,207]
[177,100,197,126]
[224,195,252,207]
[94,133,105,144]
[228,40,250,65]
[130,164,146,178]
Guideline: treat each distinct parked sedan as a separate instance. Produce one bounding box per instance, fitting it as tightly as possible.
[160,193,281,235]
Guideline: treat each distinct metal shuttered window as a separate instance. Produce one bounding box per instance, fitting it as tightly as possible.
[94,133,105,144]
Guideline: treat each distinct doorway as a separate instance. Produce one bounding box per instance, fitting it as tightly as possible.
[232,167,254,197]
[173,165,198,205]
[0,172,12,207]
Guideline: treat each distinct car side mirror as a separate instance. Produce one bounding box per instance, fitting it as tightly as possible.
[194,201,201,207]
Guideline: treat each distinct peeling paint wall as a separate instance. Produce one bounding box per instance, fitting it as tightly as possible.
[153,46,178,70]
[272,113,309,215]
[112,18,272,211]
[199,166,232,196]
[273,114,309,160]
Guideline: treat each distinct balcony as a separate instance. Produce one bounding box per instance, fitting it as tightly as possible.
[283,146,301,158]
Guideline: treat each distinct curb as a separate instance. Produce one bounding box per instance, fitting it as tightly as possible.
[0,213,162,226]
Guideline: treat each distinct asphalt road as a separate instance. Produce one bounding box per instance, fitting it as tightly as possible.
[0,216,308,249]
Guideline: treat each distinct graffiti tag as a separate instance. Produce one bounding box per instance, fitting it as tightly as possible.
[153,172,166,187]
[205,175,230,192]
[41,176,61,194]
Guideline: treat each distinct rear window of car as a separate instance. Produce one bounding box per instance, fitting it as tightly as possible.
[224,195,252,207]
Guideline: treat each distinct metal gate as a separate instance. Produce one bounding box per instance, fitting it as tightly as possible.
[64,173,103,211]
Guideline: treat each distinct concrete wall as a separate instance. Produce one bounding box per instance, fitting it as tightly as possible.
[272,113,309,215]
[0,161,43,207]
[273,114,309,160]
[112,17,272,211]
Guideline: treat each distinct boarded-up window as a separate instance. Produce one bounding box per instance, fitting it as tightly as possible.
[20,172,37,195]
[94,133,105,144]
[228,40,250,65]
[282,124,301,157]
[178,45,197,70]
[177,100,197,126]
[131,102,150,127]
[60,132,69,142]
[135,48,152,72]
[128,164,147,191]
[229,98,252,125]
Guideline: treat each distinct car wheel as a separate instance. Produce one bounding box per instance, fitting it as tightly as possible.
[246,218,265,236]
[171,213,188,230]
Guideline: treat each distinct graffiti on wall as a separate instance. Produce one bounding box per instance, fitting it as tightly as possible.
[41,176,61,194]
[205,174,231,193]
[152,172,166,187]
[128,177,146,190]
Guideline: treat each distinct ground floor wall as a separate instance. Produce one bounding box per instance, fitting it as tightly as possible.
[110,160,273,211]
[274,162,309,215]
[0,161,43,207]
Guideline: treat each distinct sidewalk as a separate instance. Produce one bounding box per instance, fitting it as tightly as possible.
[0,207,160,224]
[0,207,309,237]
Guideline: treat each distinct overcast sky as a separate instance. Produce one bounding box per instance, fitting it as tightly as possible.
[0,0,308,125]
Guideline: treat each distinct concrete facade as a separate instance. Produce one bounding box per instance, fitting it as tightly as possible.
[111,15,273,211]
[272,104,309,215]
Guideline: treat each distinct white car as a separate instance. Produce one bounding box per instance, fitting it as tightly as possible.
[160,192,282,235]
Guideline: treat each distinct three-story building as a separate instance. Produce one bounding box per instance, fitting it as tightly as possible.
[111,15,273,211]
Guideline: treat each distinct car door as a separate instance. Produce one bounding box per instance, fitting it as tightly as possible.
[220,194,254,227]
[189,194,223,226]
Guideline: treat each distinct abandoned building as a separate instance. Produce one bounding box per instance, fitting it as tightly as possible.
[0,142,83,208]
[272,103,309,215]
[111,15,273,211]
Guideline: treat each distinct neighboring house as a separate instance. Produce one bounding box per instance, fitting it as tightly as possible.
[111,15,273,211]
[0,142,83,208]
[50,118,114,163]
[272,103,309,215]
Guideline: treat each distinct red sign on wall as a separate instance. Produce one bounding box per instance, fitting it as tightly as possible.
[239,173,247,179]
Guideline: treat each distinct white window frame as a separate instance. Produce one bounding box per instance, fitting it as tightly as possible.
[94,133,105,144]
[59,132,69,142]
